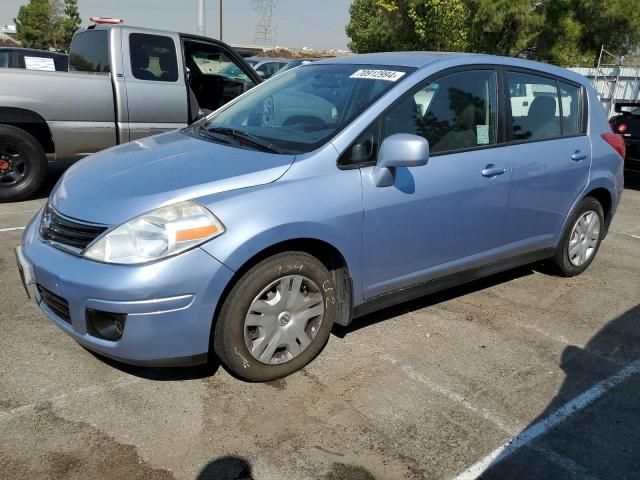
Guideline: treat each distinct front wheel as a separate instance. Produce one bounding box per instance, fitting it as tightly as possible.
[0,125,47,202]
[551,197,604,277]
[213,252,338,382]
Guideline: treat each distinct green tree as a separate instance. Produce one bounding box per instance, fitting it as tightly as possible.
[539,0,640,66]
[408,0,468,52]
[60,0,81,49]
[14,0,81,51]
[463,0,544,56]
[345,0,468,53]
[15,0,59,50]
[346,0,640,67]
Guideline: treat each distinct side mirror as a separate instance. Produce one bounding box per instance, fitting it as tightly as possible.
[373,133,429,187]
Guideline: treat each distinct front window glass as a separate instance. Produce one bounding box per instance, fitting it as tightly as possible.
[189,49,253,85]
[200,64,415,154]
[130,33,178,82]
[382,69,498,154]
[0,51,8,68]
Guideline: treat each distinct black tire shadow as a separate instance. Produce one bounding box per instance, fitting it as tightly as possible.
[479,304,640,479]
[84,348,221,381]
[34,159,74,200]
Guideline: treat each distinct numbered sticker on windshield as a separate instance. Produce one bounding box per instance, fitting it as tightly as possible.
[350,69,406,82]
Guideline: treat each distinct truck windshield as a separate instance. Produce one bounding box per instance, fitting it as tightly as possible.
[200,64,415,154]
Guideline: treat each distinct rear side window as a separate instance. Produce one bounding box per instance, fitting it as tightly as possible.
[507,72,560,141]
[559,82,582,135]
[69,31,110,73]
[130,33,178,82]
[382,69,498,154]
[0,51,9,68]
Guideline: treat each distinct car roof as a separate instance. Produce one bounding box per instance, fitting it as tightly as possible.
[314,51,589,85]
[247,57,290,63]
[315,52,473,68]
[0,47,67,57]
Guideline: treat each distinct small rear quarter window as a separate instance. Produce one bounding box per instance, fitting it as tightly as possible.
[69,30,110,73]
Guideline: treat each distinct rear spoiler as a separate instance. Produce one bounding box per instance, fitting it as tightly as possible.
[614,101,640,113]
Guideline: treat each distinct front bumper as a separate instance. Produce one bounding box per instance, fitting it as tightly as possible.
[20,210,234,366]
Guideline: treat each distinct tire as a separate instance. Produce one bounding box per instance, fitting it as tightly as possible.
[214,252,338,382]
[551,197,605,277]
[0,125,47,203]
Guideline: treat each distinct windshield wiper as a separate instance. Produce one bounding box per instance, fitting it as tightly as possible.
[203,126,283,154]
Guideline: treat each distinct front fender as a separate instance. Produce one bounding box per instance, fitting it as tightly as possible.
[197,169,365,304]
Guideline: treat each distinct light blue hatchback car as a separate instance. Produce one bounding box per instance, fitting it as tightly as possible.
[16,53,625,381]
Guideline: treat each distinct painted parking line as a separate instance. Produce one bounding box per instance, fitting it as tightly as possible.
[453,357,640,480]
[0,226,25,233]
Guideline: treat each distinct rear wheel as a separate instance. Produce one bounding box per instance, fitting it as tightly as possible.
[0,125,47,203]
[551,197,604,277]
[214,252,338,381]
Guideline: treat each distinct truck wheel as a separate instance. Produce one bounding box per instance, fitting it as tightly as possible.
[551,197,604,277]
[0,125,47,203]
[214,252,338,382]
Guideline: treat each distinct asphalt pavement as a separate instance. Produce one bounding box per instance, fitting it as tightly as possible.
[1,175,639,480]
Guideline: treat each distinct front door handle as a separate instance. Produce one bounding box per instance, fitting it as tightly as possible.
[571,151,588,161]
[481,164,506,177]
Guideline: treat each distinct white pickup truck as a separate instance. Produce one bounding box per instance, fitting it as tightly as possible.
[0,23,262,202]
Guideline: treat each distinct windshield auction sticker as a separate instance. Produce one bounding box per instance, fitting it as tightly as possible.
[350,69,406,81]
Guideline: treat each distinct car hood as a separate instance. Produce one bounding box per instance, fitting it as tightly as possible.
[50,131,295,225]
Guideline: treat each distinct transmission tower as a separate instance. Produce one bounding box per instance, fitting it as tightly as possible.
[253,0,275,46]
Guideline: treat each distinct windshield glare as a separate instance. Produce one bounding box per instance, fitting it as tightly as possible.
[202,64,415,154]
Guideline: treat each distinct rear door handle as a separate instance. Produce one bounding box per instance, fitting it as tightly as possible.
[481,165,506,177]
[571,151,588,161]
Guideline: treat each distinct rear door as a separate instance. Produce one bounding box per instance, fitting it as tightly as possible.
[503,70,590,248]
[122,30,189,141]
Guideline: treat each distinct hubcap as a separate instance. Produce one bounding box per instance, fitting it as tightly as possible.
[244,274,325,365]
[0,144,27,187]
[568,210,600,266]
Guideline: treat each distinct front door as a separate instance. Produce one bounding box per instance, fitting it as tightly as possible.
[359,68,512,299]
[123,30,189,142]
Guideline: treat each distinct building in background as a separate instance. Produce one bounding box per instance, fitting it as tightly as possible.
[0,24,19,47]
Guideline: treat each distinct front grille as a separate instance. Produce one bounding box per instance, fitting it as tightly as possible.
[37,285,71,323]
[40,204,107,253]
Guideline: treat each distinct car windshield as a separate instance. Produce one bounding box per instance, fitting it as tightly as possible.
[200,63,415,154]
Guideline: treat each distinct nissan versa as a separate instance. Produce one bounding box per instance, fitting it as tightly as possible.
[16,53,625,381]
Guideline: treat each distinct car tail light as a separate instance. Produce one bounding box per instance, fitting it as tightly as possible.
[616,123,628,134]
[601,133,626,159]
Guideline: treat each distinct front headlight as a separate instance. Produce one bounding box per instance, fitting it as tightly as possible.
[83,201,225,265]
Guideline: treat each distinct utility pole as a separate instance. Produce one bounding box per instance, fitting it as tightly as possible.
[253,0,274,47]
[219,0,223,41]
[197,0,205,37]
